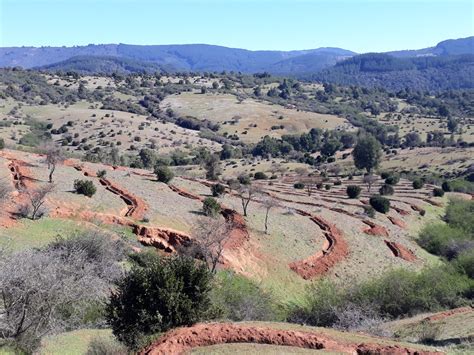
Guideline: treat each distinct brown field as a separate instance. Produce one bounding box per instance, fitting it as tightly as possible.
[160,92,352,143]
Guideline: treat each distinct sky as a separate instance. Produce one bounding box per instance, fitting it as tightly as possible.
[0,0,473,53]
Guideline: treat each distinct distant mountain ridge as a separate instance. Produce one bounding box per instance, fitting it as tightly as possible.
[0,43,355,73]
[0,37,472,90]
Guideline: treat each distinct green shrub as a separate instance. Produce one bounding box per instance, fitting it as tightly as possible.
[293,182,305,189]
[442,181,452,192]
[444,179,474,194]
[0,138,4,150]
[203,197,221,217]
[74,179,96,197]
[412,179,424,189]
[444,199,474,234]
[253,172,268,180]
[364,206,375,218]
[369,195,390,213]
[97,169,107,178]
[86,337,128,355]
[334,180,342,186]
[454,249,474,279]
[211,183,226,197]
[238,174,251,185]
[154,165,174,183]
[380,171,390,179]
[316,183,323,190]
[106,254,212,349]
[385,175,399,185]
[379,184,394,196]
[211,271,278,322]
[418,223,466,259]
[346,185,361,199]
[433,188,445,197]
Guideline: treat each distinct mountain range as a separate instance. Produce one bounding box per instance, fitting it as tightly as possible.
[0,36,472,90]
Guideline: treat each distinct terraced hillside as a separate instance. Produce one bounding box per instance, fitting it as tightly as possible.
[0,148,460,302]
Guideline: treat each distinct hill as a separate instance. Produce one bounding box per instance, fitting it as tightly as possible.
[389,36,474,58]
[313,53,474,91]
[40,55,173,74]
[0,43,355,73]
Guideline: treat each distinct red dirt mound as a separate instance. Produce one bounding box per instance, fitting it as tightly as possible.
[363,220,389,237]
[289,213,348,279]
[424,306,473,322]
[221,208,250,249]
[388,216,407,229]
[134,225,191,253]
[385,241,417,261]
[99,178,148,219]
[140,322,441,355]
[168,184,203,201]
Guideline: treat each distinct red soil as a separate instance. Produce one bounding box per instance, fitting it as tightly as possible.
[384,241,417,261]
[424,306,473,322]
[289,212,348,280]
[99,178,148,219]
[363,220,389,237]
[140,322,441,355]
[388,216,407,229]
[134,225,191,253]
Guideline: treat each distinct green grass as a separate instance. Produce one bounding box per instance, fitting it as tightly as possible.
[40,329,114,355]
[0,217,87,251]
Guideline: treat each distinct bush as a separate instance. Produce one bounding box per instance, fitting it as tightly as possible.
[211,271,278,322]
[412,179,424,189]
[442,181,452,192]
[385,175,399,185]
[379,184,394,196]
[291,267,472,328]
[380,171,390,179]
[203,197,221,217]
[334,180,342,186]
[0,138,4,150]
[346,185,361,199]
[86,336,128,355]
[154,165,174,183]
[211,183,226,197]
[254,172,268,180]
[454,249,474,279]
[364,206,376,218]
[443,179,474,194]
[106,254,212,349]
[316,183,323,190]
[325,184,331,190]
[418,223,466,259]
[238,174,251,185]
[97,169,107,178]
[369,195,390,213]
[293,182,305,189]
[433,188,445,197]
[444,199,474,234]
[74,179,96,197]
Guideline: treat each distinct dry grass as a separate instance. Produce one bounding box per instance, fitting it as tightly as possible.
[161,92,352,143]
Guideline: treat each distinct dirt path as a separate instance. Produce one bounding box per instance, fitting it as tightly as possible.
[140,322,442,355]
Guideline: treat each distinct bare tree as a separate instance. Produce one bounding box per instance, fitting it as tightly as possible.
[0,232,125,352]
[235,184,257,217]
[305,177,321,197]
[21,184,54,220]
[43,145,65,183]
[186,217,232,273]
[363,174,378,193]
[262,196,279,234]
[327,164,341,177]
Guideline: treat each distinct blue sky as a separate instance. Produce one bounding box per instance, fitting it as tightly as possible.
[1,0,472,52]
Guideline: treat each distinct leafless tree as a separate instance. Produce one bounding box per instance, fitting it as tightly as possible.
[305,177,321,197]
[270,163,286,177]
[235,184,258,217]
[262,196,280,234]
[186,217,232,273]
[43,145,65,183]
[327,164,341,177]
[21,184,54,220]
[363,174,378,193]
[0,232,125,352]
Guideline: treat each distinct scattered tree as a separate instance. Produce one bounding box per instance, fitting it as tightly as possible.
[262,196,279,234]
[21,184,54,220]
[154,165,174,183]
[352,135,382,173]
[363,174,378,193]
[346,185,361,199]
[74,179,96,197]
[43,145,65,183]
[202,197,221,217]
